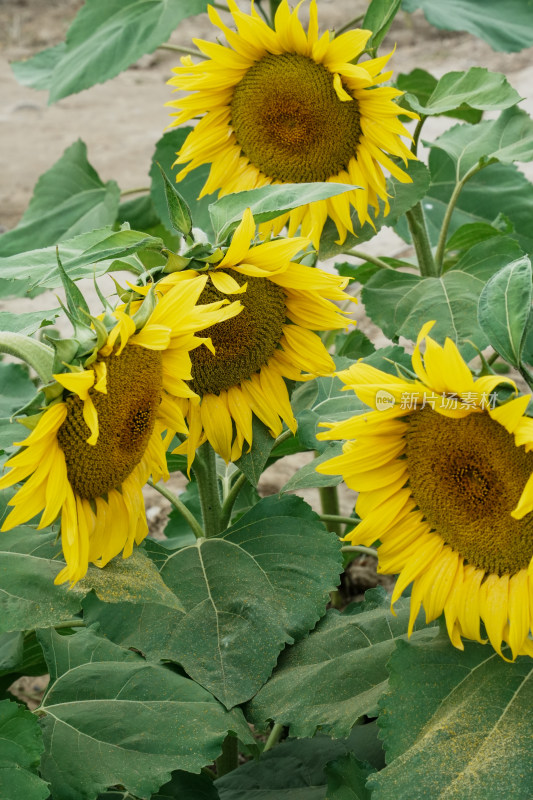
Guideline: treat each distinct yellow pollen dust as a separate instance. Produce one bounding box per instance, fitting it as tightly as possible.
[190,269,286,395]
[230,53,361,183]
[405,408,533,576]
[57,346,163,499]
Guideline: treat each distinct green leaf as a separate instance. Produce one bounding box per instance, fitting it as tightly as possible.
[0,309,60,336]
[0,700,49,800]
[402,67,520,117]
[430,107,533,180]
[234,417,278,486]
[370,636,533,799]
[325,753,374,800]
[363,0,402,53]
[151,770,221,799]
[45,0,208,102]
[318,160,431,259]
[363,269,489,355]
[0,631,48,682]
[155,162,192,237]
[335,328,377,359]
[402,0,533,52]
[445,221,512,254]
[74,548,186,609]
[0,140,120,257]
[209,182,359,242]
[450,237,524,281]
[478,256,532,367]
[396,149,533,257]
[11,42,66,91]
[85,495,341,708]
[280,444,344,492]
[0,363,37,418]
[150,129,214,237]
[38,627,251,800]
[216,727,384,799]
[396,69,482,123]
[0,528,83,633]
[246,590,437,738]
[0,225,163,290]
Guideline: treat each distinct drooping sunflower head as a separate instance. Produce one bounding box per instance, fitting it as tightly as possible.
[317,321,533,660]
[0,278,241,585]
[167,0,418,248]
[141,209,355,466]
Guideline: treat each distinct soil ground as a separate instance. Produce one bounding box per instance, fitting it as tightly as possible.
[2,0,533,705]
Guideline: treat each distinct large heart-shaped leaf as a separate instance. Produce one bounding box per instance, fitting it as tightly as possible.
[478,256,532,367]
[84,495,341,708]
[370,635,533,799]
[246,589,438,738]
[0,140,119,257]
[38,627,252,800]
[402,68,520,117]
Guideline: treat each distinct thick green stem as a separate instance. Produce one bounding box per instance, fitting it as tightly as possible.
[405,203,438,278]
[343,248,396,271]
[220,472,248,529]
[320,514,358,528]
[193,443,222,537]
[519,363,533,391]
[147,479,204,539]
[53,619,86,630]
[216,735,239,777]
[410,116,426,157]
[318,485,342,535]
[263,722,284,753]
[434,163,484,271]
[341,545,379,558]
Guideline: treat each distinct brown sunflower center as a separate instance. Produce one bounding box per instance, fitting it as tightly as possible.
[190,269,286,396]
[405,407,533,576]
[57,345,163,499]
[230,53,361,183]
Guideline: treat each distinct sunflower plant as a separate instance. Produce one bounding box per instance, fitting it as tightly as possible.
[1,0,533,798]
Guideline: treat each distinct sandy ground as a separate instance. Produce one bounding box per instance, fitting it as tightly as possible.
[2,0,533,703]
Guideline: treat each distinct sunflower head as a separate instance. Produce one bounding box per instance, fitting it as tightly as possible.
[0,278,242,585]
[167,0,418,248]
[317,321,533,660]
[139,209,355,466]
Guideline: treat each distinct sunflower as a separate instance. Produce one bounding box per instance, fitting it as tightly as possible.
[139,209,353,467]
[166,0,418,248]
[0,278,241,585]
[317,322,533,660]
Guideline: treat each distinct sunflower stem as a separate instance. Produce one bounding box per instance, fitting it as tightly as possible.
[220,472,249,529]
[318,484,342,535]
[320,514,359,529]
[410,116,426,157]
[519,363,533,391]
[120,186,150,197]
[405,203,438,278]
[344,249,396,271]
[158,43,205,58]
[53,619,86,630]
[341,545,379,557]
[216,734,239,777]
[193,442,223,537]
[434,163,484,271]
[147,478,204,539]
[263,722,284,753]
